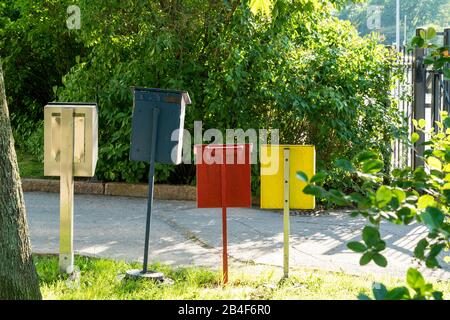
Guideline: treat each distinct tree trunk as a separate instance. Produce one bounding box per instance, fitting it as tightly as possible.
[0,61,42,299]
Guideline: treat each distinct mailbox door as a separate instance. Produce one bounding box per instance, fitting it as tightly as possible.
[130,88,188,164]
[195,144,252,208]
[44,103,98,177]
[73,106,98,177]
[260,145,315,209]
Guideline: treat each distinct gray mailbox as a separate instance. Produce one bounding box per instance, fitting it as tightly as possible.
[127,87,191,280]
[130,87,190,164]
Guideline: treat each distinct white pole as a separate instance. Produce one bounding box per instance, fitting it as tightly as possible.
[404,15,407,46]
[394,0,401,168]
[283,148,290,278]
[396,0,400,51]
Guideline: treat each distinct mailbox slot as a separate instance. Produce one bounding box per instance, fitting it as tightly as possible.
[74,113,85,164]
[50,113,61,162]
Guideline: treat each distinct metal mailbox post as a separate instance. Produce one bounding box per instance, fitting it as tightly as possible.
[260,145,315,278]
[44,103,98,274]
[195,144,252,284]
[128,87,191,280]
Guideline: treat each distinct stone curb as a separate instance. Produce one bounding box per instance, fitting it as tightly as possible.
[104,182,197,201]
[21,179,261,204]
[21,178,196,201]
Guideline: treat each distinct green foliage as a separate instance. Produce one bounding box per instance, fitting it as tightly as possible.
[249,0,273,16]
[11,115,44,163]
[3,0,402,187]
[0,0,84,124]
[16,148,44,178]
[349,225,387,267]
[300,111,450,299]
[359,268,443,300]
[0,0,87,177]
[410,27,450,80]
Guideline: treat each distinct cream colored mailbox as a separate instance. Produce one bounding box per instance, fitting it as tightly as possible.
[44,103,98,274]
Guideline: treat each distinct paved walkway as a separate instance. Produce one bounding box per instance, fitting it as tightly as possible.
[25,192,450,280]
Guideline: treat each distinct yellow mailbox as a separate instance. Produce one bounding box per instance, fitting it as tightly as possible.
[260,145,315,209]
[260,144,315,278]
[44,102,98,274]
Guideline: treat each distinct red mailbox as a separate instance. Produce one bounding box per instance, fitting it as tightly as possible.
[194,144,252,284]
[195,144,252,208]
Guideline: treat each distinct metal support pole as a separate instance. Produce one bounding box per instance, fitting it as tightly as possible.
[413,28,426,168]
[142,108,160,273]
[59,108,74,274]
[396,0,400,51]
[283,148,290,278]
[445,28,450,112]
[403,15,407,46]
[432,73,442,133]
[220,159,228,284]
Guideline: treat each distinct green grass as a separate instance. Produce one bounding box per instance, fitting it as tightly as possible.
[35,255,450,300]
[16,148,44,178]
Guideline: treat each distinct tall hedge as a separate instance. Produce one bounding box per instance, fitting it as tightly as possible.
[1,0,403,190]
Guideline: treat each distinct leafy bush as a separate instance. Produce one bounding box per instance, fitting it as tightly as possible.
[0,0,84,127]
[1,0,84,171]
[410,26,450,80]
[360,268,443,300]
[3,0,403,188]
[11,114,44,162]
[300,112,450,299]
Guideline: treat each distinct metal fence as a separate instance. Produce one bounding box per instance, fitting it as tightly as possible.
[392,27,450,169]
[392,45,414,169]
